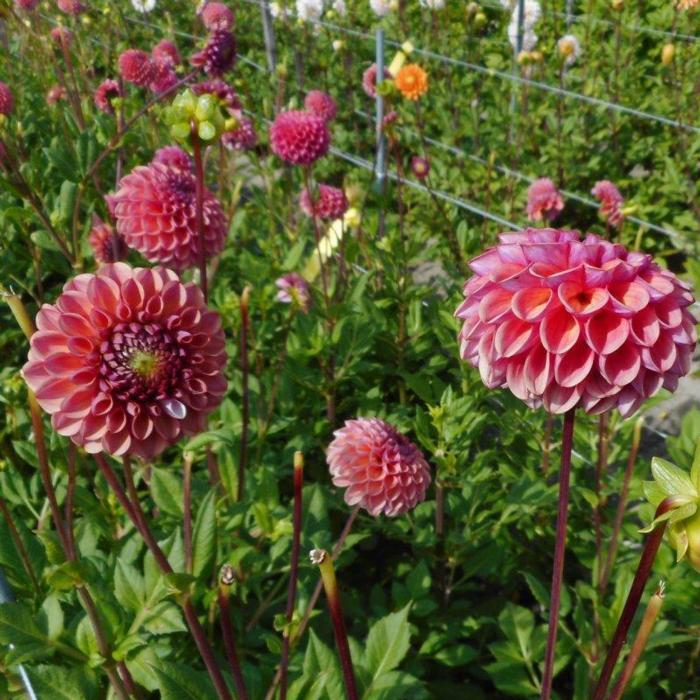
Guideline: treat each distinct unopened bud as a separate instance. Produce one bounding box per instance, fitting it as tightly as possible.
[662,43,675,66]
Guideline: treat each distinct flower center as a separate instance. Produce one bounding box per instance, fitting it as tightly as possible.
[129,349,163,379]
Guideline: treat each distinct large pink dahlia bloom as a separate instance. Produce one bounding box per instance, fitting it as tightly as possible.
[107,148,228,270]
[527,177,564,222]
[455,229,696,417]
[23,263,227,458]
[269,110,330,166]
[327,418,431,517]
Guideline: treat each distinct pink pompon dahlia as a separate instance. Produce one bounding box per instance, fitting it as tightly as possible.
[527,177,564,222]
[269,110,330,166]
[201,2,235,30]
[57,0,83,15]
[152,39,181,67]
[304,90,337,122]
[192,79,241,113]
[327,417,431,517]
[150,60,179,95]
[23,263,227,458]
[118,50,156,88]
[89,215,127,264]
[152,145,193,172]
[50,26,72,47]
[362,63,390,98]
[0,82,13,116]
[46,85,67,105]
[14,0,39,10]
[591,180,625,228]
[222,117,257,151]
[190,30,236,77]
[94,79,122,114]
[107,149,227,270]
[300,184,348,220]
[455,229,696,417]
[275,273,311,313]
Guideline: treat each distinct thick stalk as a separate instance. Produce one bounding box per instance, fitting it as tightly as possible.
[279,452,304,700]
[540,408,576,700]
[591,499,675,700]
[218,565,249,700]
[312,550,359,700]
[191,133,208,302]
[238,287,251,501]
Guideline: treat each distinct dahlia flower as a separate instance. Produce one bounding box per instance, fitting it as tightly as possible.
[557,34,581,66]
[275,273,311,313]
[269,110,330,166]
[107,148,228,269]
[150,60,178,95]
[94,79,122,114]
[14,0,39,10]
[190,29,236,76]
[370,0,392,17]
[201,1,234,30]
[23,263,227,458]
[300,184,348,220]
[222,117,257,151]
[362,64,390,98]
[57,0,83,15]
[0,82,13,116]
[508,20,538,51]
[296,0,324,21]
[455,229,696,417]
[119,49,156,88]
[591,180,625,228]
[304,90,337,122]
[131,0,156,12]
[327,418,431,517]
[527,178,564,222]
[395,64,428,101]
[46,85,67,105]
[152,40,181,67]
[50,26,72,47]
[88,215,127,264]
[152,145,193,172]
[411,156,430,180]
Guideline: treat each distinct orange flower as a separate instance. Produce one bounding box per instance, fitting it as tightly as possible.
[395,64,428,100]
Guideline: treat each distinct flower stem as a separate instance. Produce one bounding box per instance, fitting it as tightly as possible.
[591,499,675,700]
[183,452,193,574]
[218,565,249,700]
[608,582,666,700]
[312,550,359,700]
[540,408,575,700]
[279,452,304,700]
[191,133,208,302]
[238,287,251,501]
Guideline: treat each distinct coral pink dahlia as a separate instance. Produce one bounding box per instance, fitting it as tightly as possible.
[201,2,235,31]
[591,180,625,228]
[118,50,156,88]
[107,150,228,269]
[0,82,13,116]
[527,177,564,222]
[94,79,122,114]
[327,417,431,517]
[300,184,348,220]
[23,263,227,458]
[362,64,390,98]
[455,229,696,417]
[269,110,330,166]
[304,90,337,122]
[89,215,127,264]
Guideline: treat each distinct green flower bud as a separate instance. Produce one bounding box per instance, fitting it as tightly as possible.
[195,94,216,122]
[197,120,216,141]
[170,121,191,141]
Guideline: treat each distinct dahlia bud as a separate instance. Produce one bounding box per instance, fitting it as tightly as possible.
[662,43,675,66]
[643,447,700,572]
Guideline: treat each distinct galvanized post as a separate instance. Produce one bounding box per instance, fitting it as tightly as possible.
[375,29,387,190]
[565,0,574,26]
[260,0,277,72]
[516,0,525,54]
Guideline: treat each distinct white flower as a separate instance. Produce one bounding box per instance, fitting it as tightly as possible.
[131,0,155,12]
[332,39,345,50]
[420,0,445,8]
[332,0,346,14]
[296,0,323,21]
[508,16,537,51]
[509,0,540,28]
[370,0,392,16]
[557,34,581,66]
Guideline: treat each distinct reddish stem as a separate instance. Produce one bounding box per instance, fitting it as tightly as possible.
[184,453,193,574]
[191,134,208,302]
[218,568,249,700]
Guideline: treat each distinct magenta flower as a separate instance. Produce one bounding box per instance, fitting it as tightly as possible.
[94,79,122,114]
[304,90,337,122]
[150,60,178,95]
[411,156,430,180]
[269,110,330,166]
[275,273,311,313]
[201,2,235,31]
[455,229,696,417]
[23,263,227,458]
[152,40,181,67]
[88,214,127,264]
[190,30,236,77]
[300,184,348,221]
[107,148,228,270]
[119,49,156,88]
[327,418,431,517]
[222,117,257,151]
[0,82,13,116]
[56,0,83,15]
[50,26,72,47]
[152,145,193,172]
[14,0,39,10]
[591,180,625,228]
[527,178,564,222]
[46,85,67,105]
[362,64,390,98]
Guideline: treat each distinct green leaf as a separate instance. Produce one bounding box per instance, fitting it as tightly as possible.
[300,629,344,699]
[153,661,217,700]
[150,468,184,517]
[651,457,696,497]
[691,438,700,493]
[115,560,146,612]
[0,602,54,663]
[25,665,98,700]
[192,489,217,578]
[364,604,412,682]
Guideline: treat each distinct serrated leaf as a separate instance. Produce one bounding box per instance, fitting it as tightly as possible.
[151,468,184,517]
[25,665,98,700]
[365,604,412,682]
[115,560,146,612]
[192,489,217,578]
[153,661,217,700]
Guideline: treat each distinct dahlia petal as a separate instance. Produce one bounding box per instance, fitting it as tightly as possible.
[558,282,609,316]
[554,341,595,388]
[59,313,98,338]
[609,281,650,315]
[162,398,187,420]
[523,344,552,396]
[512,287,552,321]
[543,384,581,413]
[630,307,660,347]
[494,319,534,358]
[540,307,580,354]
[103,430,131,455]
[599,342,641,387]
[584,313,630,355]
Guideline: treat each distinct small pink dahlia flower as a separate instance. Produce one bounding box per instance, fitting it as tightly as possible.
[94,79,122,114]
[57,0,83,15]
[0,82,13,116]
[275,273,311,313]
[118,49,156,88]
[362,64,390,98]
[88,215,127,264]
[222,117,257,151]
[269,110,330,166]
[300,184,348,220]
[190,30,237,77]
[50,26,72,47]
[150,60,179,95]
[46,85,67,105]
[152,145,193,172]
[107,150,228,270]
[411,156,430,180]
[152,39,181,67]
[201,2,235,31]
[192,79,241,113]
[14,0,39,10]
[23,263,227,458]
[304,90,337,122]
[591,180,625,228]
[327,418,431,517]
[527,177,564,222]
[455,229,696,417]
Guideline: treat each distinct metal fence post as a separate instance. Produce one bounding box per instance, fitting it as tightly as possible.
[516,0,525,53]
[375,28,387,190]
[565,0,574,27]
[260,0,277,72]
